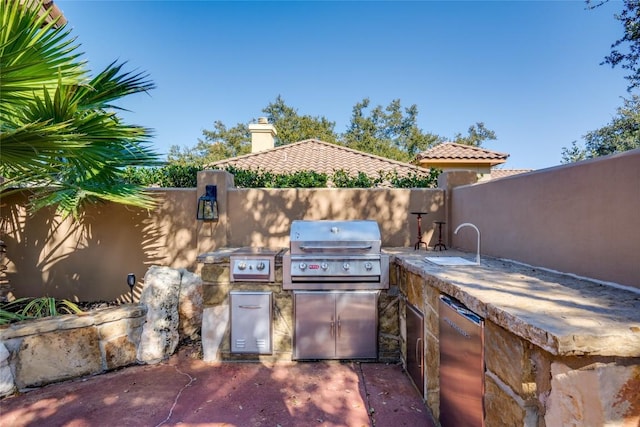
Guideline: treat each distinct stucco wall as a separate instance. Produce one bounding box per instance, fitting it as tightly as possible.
[2,189,199,301]
[5,147,636,301]
[1,186,443,301]
[450,149,640,289]
[226,187,444,248]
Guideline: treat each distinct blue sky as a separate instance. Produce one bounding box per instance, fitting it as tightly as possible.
[56,0,629,170]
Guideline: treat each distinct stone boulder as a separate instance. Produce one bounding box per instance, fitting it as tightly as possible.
[137,266,181,364]
[0,342,15,397]
[178,268,203,341]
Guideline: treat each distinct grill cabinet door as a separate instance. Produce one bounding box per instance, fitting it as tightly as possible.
[335,291,378,358]
[406,303,425,397]
[439,296,485,427]
[230,291,272,354]
[294,291,378,360]
[294,292,336,359]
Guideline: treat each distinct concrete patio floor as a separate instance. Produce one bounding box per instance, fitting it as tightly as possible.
[0,344,436,427]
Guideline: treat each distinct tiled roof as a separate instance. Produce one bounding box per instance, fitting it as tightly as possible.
[22,0,67,26]
[490,169,533,179]
[208,139,431,177]
[415,142,509,164]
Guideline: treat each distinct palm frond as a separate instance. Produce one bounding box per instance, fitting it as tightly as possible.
[0,1,160,218]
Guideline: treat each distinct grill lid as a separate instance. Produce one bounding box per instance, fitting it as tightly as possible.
[284,220,388,290]
[289,220,381,254]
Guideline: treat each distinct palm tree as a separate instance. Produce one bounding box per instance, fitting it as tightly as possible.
[0,0,160,219]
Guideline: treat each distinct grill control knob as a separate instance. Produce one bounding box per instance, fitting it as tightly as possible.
[321,262,329,270]
[237,262,247,270]
[256,262,265,271]
[299,262,307,271]
[364,262,373,270]
[343,263,350,271]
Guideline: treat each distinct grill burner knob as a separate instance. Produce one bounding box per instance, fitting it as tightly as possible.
[299,262,307,271]
[321,262,328,270]
[256,262,266,271]
[237,262,247,270]
[343,263,350,271]
[364,262,373,270]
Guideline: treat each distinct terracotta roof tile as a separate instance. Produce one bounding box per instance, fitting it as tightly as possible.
[490,169,533,179]
[416,142,509,162]
[208,139,430,178]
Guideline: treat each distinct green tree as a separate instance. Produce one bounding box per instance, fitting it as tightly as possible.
[589,0,640,92]
[0,1,159,218]
[176,97,496,166]
[342,98,443,162]
[169,121,249,165]
[561,95,640,162]
[452,122,497,147]
[169,96,339,165]
[263,95,338,144]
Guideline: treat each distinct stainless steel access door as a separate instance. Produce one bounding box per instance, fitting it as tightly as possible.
[294,292,335,359]
[406,303,425,397]
[439,295,485,427]
[335,291,377,358]
[230,291,272,354]
[293,291,378,360]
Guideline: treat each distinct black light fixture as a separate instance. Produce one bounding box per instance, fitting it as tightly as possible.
[127,273,136,303]
[197,185,219,221]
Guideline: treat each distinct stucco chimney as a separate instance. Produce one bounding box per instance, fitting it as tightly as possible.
[248,117,277,153]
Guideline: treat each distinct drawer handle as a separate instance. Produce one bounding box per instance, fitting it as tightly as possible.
[238,305,262,309]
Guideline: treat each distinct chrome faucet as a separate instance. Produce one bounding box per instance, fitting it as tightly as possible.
[454,223,481,265]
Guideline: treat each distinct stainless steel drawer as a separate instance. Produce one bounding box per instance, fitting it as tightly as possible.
[230,291,272,354]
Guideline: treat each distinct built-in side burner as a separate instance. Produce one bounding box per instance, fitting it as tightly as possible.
[229,247,284,282]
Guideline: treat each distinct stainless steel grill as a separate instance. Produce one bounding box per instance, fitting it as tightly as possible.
[283,220,389,290]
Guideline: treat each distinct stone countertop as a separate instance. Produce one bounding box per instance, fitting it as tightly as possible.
[386,248,640,358]
[197,247,288,264]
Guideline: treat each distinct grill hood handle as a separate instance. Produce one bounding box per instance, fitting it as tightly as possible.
[299,244,373,251]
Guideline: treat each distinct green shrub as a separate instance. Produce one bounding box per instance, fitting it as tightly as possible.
[0,297,84,325]
[123,164,202,187]
[122,164,438,189]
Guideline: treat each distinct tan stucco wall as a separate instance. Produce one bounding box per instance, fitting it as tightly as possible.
[226,187,445,248]
[2,189,199,301]
[450,148,640,289]
[2,186,443,301]
[4,147,635,301]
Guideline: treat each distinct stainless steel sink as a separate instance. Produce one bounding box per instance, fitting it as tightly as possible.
[424,256,478,266]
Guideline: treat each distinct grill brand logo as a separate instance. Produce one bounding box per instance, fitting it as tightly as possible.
[309,264,320,270]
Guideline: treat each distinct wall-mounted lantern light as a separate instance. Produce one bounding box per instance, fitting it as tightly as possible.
[197,185,219,221]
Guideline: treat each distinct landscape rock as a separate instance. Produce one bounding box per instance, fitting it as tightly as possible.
[178,268,203,341]
[0,342,15,397]
[137,266,181,364]
[15,327,102,388]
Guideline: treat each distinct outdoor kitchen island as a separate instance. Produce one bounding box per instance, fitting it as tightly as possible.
[196,245,639,426]
[389,248,640,427]
[196,246,400,364]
